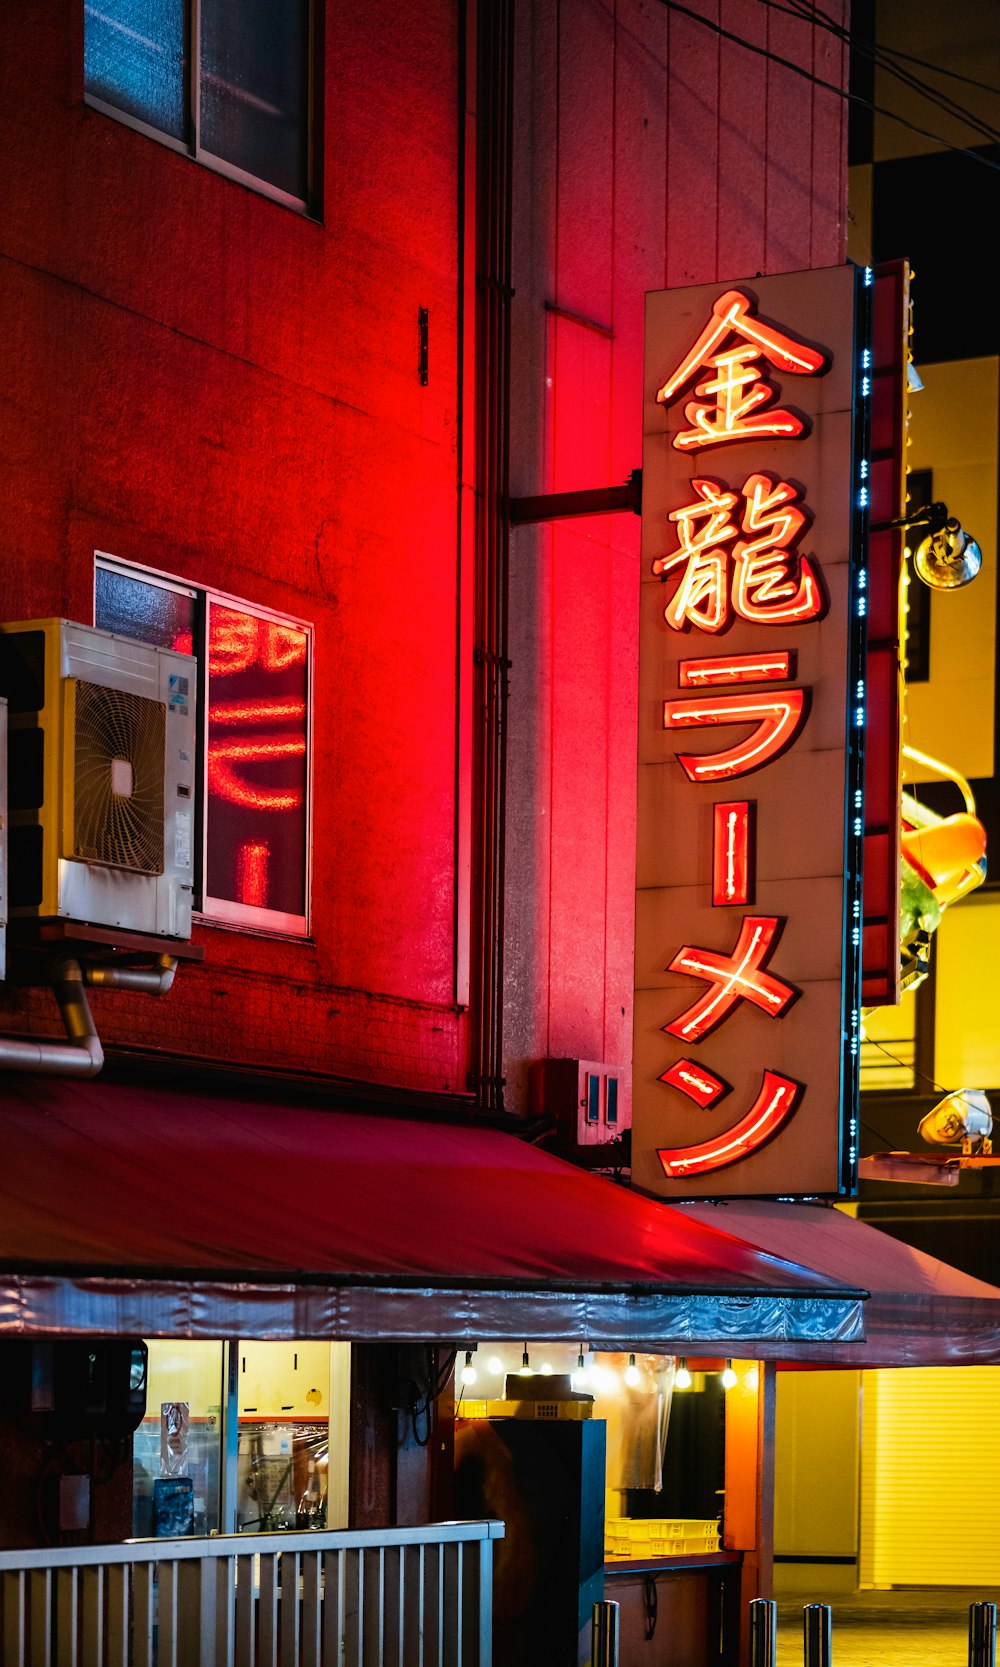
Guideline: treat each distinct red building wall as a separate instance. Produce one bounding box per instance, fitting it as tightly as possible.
[0,0,470,1092]
[0,0,849,1107]
[502,0,849,1110]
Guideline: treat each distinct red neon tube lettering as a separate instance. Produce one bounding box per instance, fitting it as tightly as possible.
[663,689,808,782]
[678,653,793,687]
[659,1058,728,1110]
[712,801,753,906]
[657,1072,801,1176]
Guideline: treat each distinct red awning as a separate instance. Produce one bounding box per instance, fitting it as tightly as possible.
[0,1076,864,1345]
[677,1200,1000,1366]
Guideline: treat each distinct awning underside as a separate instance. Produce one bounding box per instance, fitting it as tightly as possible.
[0,1077,864,1345]
[678,1200,1000,1366]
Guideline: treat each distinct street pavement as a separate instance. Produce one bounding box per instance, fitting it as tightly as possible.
[776,1589,997,1667]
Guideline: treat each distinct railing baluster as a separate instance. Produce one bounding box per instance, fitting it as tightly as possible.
[322,1549,345,1667]
[258,1553,279,1667]
[476,1536,493,1667]
[79,1567,103,1667]
[3,1570,28,1667]
[301,1550,322,1667]
[55,1567,78,1667]
[279,1551,300,1667]
[234,1551,256,1667]
[132,1563,155,1667]
[105,1565,128,1667]
[29,1567,52,1667]
[213,1554,235,1667]
[158,1561,179,1667]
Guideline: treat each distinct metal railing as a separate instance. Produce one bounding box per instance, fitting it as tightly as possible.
[0,1518,504,1667]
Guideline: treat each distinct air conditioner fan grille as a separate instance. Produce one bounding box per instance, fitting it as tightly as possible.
[72,680,165,873]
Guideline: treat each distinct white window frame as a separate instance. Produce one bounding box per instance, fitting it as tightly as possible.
[95,554,313,939]
[83,0,318,217]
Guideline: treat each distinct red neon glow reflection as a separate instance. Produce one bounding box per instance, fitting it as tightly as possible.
[659,1058,727,1110]
[712,802,752,906]
[655,289,826,452]
[665,915,795,1041]
[679,652,792,687]
[656,1072,801,1175]
[235,841,270,908]
[209,614,307,677]
[663,689,808,782]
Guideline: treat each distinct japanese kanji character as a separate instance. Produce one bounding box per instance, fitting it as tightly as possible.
[652,479,739,633]
[655,288,827,451]
[732,473,824,624]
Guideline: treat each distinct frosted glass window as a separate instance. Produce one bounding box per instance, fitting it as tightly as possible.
[200,0,309,201]
[84,0,312,206]
[85,0,186,141]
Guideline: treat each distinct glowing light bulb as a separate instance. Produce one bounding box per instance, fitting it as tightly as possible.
[461,1350,477,1387]
[487,1356,503,1376]
[540,1362,553,1376]
[721,1360,738,1390]
[674,1358,692,1389]
[518,1345,533,1378]
[624,1353,641,1388]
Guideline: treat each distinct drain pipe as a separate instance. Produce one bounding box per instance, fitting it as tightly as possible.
[84,954,177,996]
[0,953,179,1075]
[0,957,103,1076]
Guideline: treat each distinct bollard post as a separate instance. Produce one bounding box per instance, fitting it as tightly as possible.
[803,1603,833,1667]
[970,1602,997,1667]
[750,1598,777,1667]
[592,1600,620,1667]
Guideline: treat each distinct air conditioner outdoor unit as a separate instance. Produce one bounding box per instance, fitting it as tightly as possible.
[0,619,196,941]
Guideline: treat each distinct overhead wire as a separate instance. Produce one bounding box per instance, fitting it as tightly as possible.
[773,0,1000,148]
[659,0,1000,171]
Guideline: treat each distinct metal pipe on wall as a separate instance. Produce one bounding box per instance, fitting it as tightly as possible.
[84,954,177,996]
[0,957,103,1075]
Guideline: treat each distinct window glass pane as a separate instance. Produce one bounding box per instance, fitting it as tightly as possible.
[206,603,308,921]
[199,0,308,199]
[132,1341,224,1537]
[84,0,186,141]
[95,566,196,656]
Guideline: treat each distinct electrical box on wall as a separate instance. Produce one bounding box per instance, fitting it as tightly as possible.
[0,619,196,941]
[530,1058,631,1147]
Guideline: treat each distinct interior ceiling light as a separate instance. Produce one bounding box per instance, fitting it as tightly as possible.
[518,1344,533,1377]
[674,1358,692,1389]
[624,1354,641,1388]
[721,1360,738,1390]
[460,1349,477,1386]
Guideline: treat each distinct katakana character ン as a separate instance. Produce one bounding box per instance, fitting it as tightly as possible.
[652,479,739,634]
[664,915,796,1042]
[655,288,827,452]
[659,1058,728,1110]
[732,474,824,624]
[663,688,809,783]
[657,1071,802,1176]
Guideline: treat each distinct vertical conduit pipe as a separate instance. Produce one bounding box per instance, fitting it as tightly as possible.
[750,1599,778,1667]
[803,1603,833,1667]
[470,0,514,1113]
[970,1603,998,1667]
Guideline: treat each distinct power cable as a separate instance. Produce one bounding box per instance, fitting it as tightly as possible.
[659,0,1000,171]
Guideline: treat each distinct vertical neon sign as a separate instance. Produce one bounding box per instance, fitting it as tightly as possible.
[633,268,866,1199]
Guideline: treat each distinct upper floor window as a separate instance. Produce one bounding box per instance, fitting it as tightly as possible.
[84,0,314,210]
[95,557,311,936]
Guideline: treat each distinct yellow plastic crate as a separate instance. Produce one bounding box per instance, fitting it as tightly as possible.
[456,1398,592,1421]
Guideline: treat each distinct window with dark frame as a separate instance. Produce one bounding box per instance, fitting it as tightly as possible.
[95,558,311,936]
[84,0,313,209]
